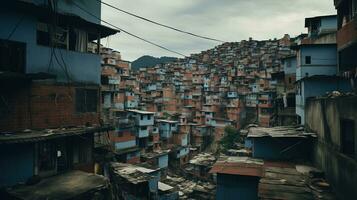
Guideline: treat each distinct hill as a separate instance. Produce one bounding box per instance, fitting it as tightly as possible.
[132,56,177,70]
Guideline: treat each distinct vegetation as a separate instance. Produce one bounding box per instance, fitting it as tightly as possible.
[132,56,177,71]
[220,126,240,151]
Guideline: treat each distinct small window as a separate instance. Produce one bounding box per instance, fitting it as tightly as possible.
[141,127,147,131]
[118,132,123,137]
[305,56,311,64]
[0,39,26,73]
[75,89,98,113]
[147,115,152,120]
[288,77,292,84]
[141,115,144,120]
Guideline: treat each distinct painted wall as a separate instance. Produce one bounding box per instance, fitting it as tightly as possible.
[0,10,101,84]
[216,173,259,200]
[115,140,136,150]
[133,114,154,126]
[320,17,337,33]
[283,57,297,75]
[177,147,189,158]
[0,144,34,187]
[251,137,312,160]
[158,154,169,169]
[296,78,352,124]
[137,126,149,138]
[296,45,337,81]
[159,123,172,139]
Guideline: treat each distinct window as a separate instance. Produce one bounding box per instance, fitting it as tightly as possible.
[305,56,311,64]
[37,22,69,49]
[147,115,152,120]
[37,22,89,52]
[141,115,144,120]
[141,127,147,131]
[288,77,292,84]
[118,132,123,137]
[341,119,355,157]
[0,39,26,73]
[75,89,98,113]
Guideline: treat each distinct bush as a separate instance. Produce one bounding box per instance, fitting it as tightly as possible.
[220,126,240,150]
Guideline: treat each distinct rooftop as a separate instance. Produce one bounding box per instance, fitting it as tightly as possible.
[247,126,316,138]
[0,126,112,144]
[189,153,216,166]
[156,119,179,124]
[110,163,157,184]
[210,156,264,177]
[127,109,155,115]
[6,171,109,200]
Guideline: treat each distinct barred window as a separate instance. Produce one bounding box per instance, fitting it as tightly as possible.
[75,89,98,113]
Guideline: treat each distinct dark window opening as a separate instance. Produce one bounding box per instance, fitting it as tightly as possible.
[341,119,355,157]
[305,56,311,64]
[37,22,91,53]
[75,89,98,113]
[141,115,144,120]
[118,132,123,137]
[0,39,26,73]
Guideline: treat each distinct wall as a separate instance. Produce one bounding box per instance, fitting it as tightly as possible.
[0,10,101,84]
[216,173,259,200]
[283,57,297,75]
[296,45,337,81]
[320,17,337,33]
[252,137,312,160]
[305,96,357,200]
[115,140,136,150]
[158,154,169,169]
[296,78,352,124]
[0,144,34,187]
[0,83,100,131]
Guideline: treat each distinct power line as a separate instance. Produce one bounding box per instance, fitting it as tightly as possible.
[72,2,187,57]
[97,0,225,43]
[7,15,25,40]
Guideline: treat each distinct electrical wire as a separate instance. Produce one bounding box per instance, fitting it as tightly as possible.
[72,2,187,57]
[7,15,25,40]
[96,0,225,43]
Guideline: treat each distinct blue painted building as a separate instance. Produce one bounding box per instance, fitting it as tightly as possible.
[0,0,117,84]
[293,15,354,124]
[247,126,315,160]
[216,174,259,200]
[157,120,179,139]
[210,156,264,200]
[0,0,117,188]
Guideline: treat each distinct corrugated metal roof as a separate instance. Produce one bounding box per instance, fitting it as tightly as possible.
[209,156,264,177]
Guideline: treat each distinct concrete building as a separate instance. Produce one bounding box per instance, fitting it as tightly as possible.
[0,0,117,197]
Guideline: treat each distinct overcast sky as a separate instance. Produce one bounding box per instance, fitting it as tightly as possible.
[101,0,336,61]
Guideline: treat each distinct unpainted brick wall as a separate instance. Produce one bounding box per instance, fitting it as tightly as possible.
[0,83,100,132]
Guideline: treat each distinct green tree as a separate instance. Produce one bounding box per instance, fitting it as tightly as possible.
[220,126,240,150]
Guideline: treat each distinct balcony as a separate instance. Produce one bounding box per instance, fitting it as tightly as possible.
[337,16,357,50]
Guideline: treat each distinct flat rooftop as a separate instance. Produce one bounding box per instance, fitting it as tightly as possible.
[127,109,155,115]
[247,126,316,138]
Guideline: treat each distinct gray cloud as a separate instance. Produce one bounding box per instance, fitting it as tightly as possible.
[101,0,336,61]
